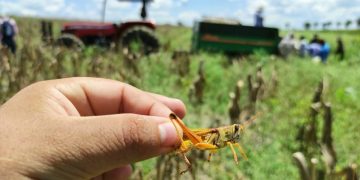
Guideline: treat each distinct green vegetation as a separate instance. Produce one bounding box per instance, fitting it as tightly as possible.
[1,17,360,179]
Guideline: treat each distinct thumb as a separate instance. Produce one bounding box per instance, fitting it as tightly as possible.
[56,114,182,178]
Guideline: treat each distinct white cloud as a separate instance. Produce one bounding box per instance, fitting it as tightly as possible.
[232,0,360,29]
[2,0,360,29]
[107,0,132,9]
[151,0,172,9]
[178,11,200,24]
[58,3,95,20]
[44,0,66,13]
[104,0,139,21]
[2,0,66,16]
[175,0,189,7]
[147,0,189,24]
[150,0,188,9]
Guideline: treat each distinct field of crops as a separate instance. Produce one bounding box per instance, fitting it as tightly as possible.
[1,17,360,179]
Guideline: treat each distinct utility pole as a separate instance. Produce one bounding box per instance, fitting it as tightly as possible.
[101,0,108,22]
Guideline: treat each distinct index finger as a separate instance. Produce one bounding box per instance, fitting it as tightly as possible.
[53,77,186,117]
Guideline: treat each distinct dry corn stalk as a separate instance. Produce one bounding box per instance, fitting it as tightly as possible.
[189,60,205,104]
[228,80,244,124]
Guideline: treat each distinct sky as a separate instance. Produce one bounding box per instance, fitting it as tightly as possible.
[1,0,360,29]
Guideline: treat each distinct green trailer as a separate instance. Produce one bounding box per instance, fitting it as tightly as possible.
[191,20,280,54]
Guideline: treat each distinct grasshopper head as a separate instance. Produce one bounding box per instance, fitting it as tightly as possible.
[233,124,244,140]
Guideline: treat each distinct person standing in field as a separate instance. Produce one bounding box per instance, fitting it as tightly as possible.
[299,36,308,57]
[307,34,331,63]
[254,7,264,27]
[278,33,298,59]
[310,34,320,44]
[0,16,18,54]
[335,36,345,60]
[319,40,330,63]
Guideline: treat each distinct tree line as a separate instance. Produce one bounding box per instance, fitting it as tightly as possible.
[303,18,360,30]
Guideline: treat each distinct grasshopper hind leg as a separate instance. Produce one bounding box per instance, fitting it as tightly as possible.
[194,142,217,150]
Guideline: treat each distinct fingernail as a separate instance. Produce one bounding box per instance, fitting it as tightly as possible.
[158,122,179,147]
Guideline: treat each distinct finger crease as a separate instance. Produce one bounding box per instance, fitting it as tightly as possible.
[147,101,158,116]
[80,84,96,115]
[118,85,125,113]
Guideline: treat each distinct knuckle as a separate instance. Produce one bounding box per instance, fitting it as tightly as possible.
[28,80,49,89]
[25,80,53,94]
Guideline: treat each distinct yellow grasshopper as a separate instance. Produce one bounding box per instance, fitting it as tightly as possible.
[169,113,253,174]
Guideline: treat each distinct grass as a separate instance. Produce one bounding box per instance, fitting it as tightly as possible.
[1,16,360,179]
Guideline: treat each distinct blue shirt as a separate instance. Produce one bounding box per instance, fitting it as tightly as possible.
[255,12,263,27]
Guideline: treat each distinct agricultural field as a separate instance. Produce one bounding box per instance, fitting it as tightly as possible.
[1,17,360,179]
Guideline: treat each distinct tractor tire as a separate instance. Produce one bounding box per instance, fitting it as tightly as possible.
[55,33,85,49]
[120,26,159,56]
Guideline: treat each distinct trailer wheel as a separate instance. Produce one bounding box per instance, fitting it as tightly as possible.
[120,26,159,56]
[56,34,84,49]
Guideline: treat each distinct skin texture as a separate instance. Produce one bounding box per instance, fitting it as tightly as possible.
[0,77,185,180]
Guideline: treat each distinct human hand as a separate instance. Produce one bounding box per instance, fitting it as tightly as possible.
[0,77,185,179]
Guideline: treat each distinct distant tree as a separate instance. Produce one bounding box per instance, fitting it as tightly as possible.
[327,22,332,29]
[322,22,327,30]
[177,21,184,27]
[323,22,332,30]
[345,20,352,29]
[336,21,342,29]
[313,22,319,30]
[285,22,291,30]
[304,22,311,30]
[357,18,360,29]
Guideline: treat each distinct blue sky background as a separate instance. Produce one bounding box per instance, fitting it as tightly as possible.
[1,0,360,29]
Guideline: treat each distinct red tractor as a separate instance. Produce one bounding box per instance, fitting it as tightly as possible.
[56,0,159,55]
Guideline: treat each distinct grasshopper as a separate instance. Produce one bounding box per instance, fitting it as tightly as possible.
[169,113,253,174]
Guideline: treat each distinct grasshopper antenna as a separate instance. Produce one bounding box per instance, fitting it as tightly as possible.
[242,112,262,127]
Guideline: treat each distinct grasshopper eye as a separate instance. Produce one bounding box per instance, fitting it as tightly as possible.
[234,124,239,132]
